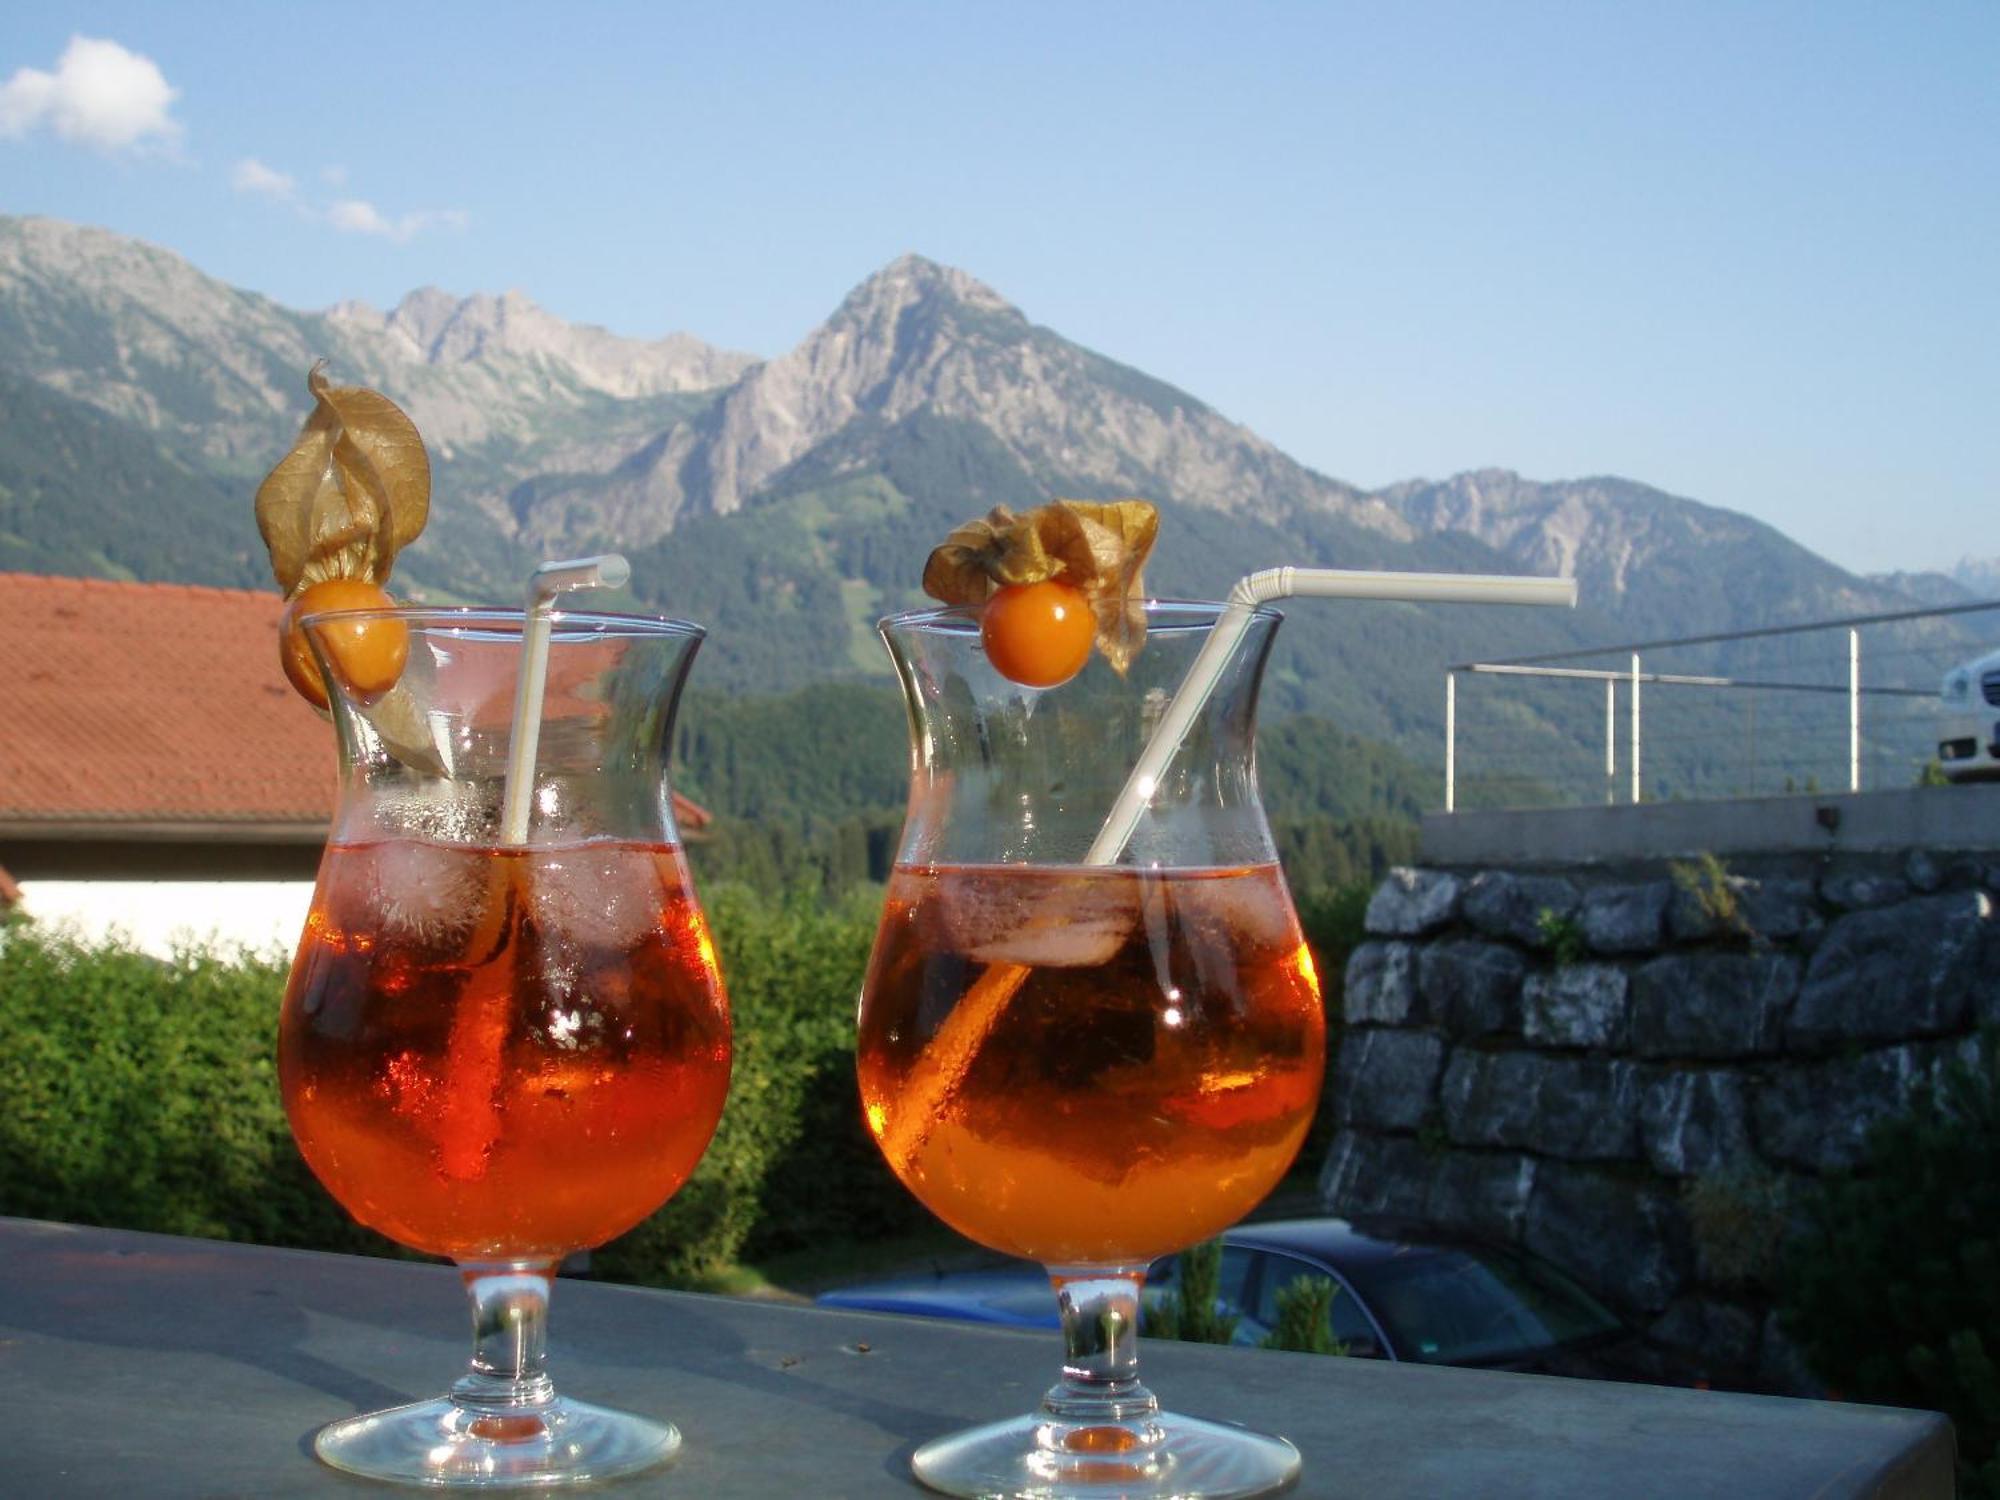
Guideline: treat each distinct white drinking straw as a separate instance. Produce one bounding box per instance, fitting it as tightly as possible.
[498,554,633,846]
[1084,566,1578,863]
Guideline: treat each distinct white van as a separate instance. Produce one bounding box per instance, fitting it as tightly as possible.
[1939,650,2000,780]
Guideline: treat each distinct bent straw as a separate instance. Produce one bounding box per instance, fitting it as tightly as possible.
[439,554,630,1182]
[877,566,1578,1176]
[499,553,633,846]
[1087,567,1576,864]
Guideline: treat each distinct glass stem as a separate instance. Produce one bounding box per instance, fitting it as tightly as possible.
[1043,1265,1160,1424]
[452,1260,558,1414]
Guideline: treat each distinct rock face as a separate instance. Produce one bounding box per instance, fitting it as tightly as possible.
[1638,1068,1754,1176]
[1342,942,1419,1025]
[0,215,755,462]
[328,287,756,397]
[1523,964,1629,1049]
[1321,852,1999,1395]
[1378,465,1902,630]
[1751,1038,1979,1172]
[1628,953,1798,1059]
[1462,872,1579,948]
[1441,1052,1640,1160]
[1525,1163,1692,1316]
[678,253,1381,523]
[1789,891,1990,1047]
[1365,868,1462,936]
[1418,941,1526,1038]
[1578,882,1669,953]
[1335,1029,1447,1132]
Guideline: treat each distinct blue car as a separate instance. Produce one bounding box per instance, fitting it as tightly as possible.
[817,1218,1640,1375]
[813,1265,1059,1329]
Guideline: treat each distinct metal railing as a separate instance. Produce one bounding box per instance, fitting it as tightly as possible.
[1443,598,2000,812]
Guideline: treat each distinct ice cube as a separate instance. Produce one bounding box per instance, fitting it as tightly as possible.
[523,842,671,956]
[323,839,488,945]
[935,869,1139,968]
[968,915,1131,968]
[1177,868,1302,959]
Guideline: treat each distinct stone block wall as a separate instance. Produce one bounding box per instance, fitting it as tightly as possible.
[1320,849,2000,1392]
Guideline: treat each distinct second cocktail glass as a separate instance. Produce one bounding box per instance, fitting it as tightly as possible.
[860,601,1326,1499]
[280,606,730,1488]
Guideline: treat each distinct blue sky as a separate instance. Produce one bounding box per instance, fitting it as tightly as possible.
[2,1,1993,576]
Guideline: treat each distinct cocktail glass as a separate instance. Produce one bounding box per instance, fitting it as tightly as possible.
[860,601,1325,1499]
[280,606,730,1488]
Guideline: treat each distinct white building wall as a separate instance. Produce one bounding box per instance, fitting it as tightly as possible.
[15,879,316,960]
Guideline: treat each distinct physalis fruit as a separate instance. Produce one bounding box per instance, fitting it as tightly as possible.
[256,364,430,708]
[923,499,1158,685]
[278,579,409,710]
[980,579,1095,688]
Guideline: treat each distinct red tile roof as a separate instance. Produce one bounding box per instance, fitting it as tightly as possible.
[0,573,710,832]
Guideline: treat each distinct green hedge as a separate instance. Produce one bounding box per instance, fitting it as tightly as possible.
[0,867,1359,1279]
[1292,881,1368,1166]
[1780,1044,2000,1496]
[0,887,912,1283]
[0,922,386,1255]
[595,883,925,1284]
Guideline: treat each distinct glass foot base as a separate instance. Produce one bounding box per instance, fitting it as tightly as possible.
[313,1396,680,1488]
[912,1409,1299,1499]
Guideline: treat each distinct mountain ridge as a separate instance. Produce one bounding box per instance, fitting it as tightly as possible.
[0,212,1976,792]
[0,215,748,459]
[325,285,756,398]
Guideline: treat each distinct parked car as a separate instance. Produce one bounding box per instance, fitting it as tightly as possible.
[1938,650,2000,781]
[811,1264,1058,1329]
[1147,1219,1632,1373]
[816,1218,1655,1378]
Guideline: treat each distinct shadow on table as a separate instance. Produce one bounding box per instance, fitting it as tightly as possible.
[5,1226,419,1416]
[586,1289,986,1490]
[5,1221,1020,1493]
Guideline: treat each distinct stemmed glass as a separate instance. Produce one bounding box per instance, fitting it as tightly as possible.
[279,606,730,1487]
[859,600,1325,1499]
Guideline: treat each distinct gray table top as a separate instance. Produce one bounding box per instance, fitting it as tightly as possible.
[0,1217,1952,1499]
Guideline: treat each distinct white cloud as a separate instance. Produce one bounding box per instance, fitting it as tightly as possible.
[320,164,348,187]
[327,197,467,243]
[0,36,181,151]
[327,198,395,236]
[229,167,466,243]
[231,157,294,198]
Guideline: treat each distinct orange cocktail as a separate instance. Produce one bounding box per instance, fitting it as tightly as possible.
[282,839,729,1260]
[279,601,721,1490]
[858,861,1321,1264]
[864,594,1324,1500]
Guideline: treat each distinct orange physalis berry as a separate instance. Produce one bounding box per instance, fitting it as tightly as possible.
[279,578,409,709]
[981,579,1095,688]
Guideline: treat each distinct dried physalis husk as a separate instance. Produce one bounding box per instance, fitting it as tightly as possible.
[923,499,1159,672]
[257,363,440,770]
[255,362,431,593]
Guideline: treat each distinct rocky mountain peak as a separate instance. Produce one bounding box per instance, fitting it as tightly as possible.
[804,253,1031,394]
[677,251,1374,527]
[324,286,756,398]
[0,211,765,469]
[1,215,191,294]
[830,253,1021,329]
[685,256,1026,515]
[330,286,565,364]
